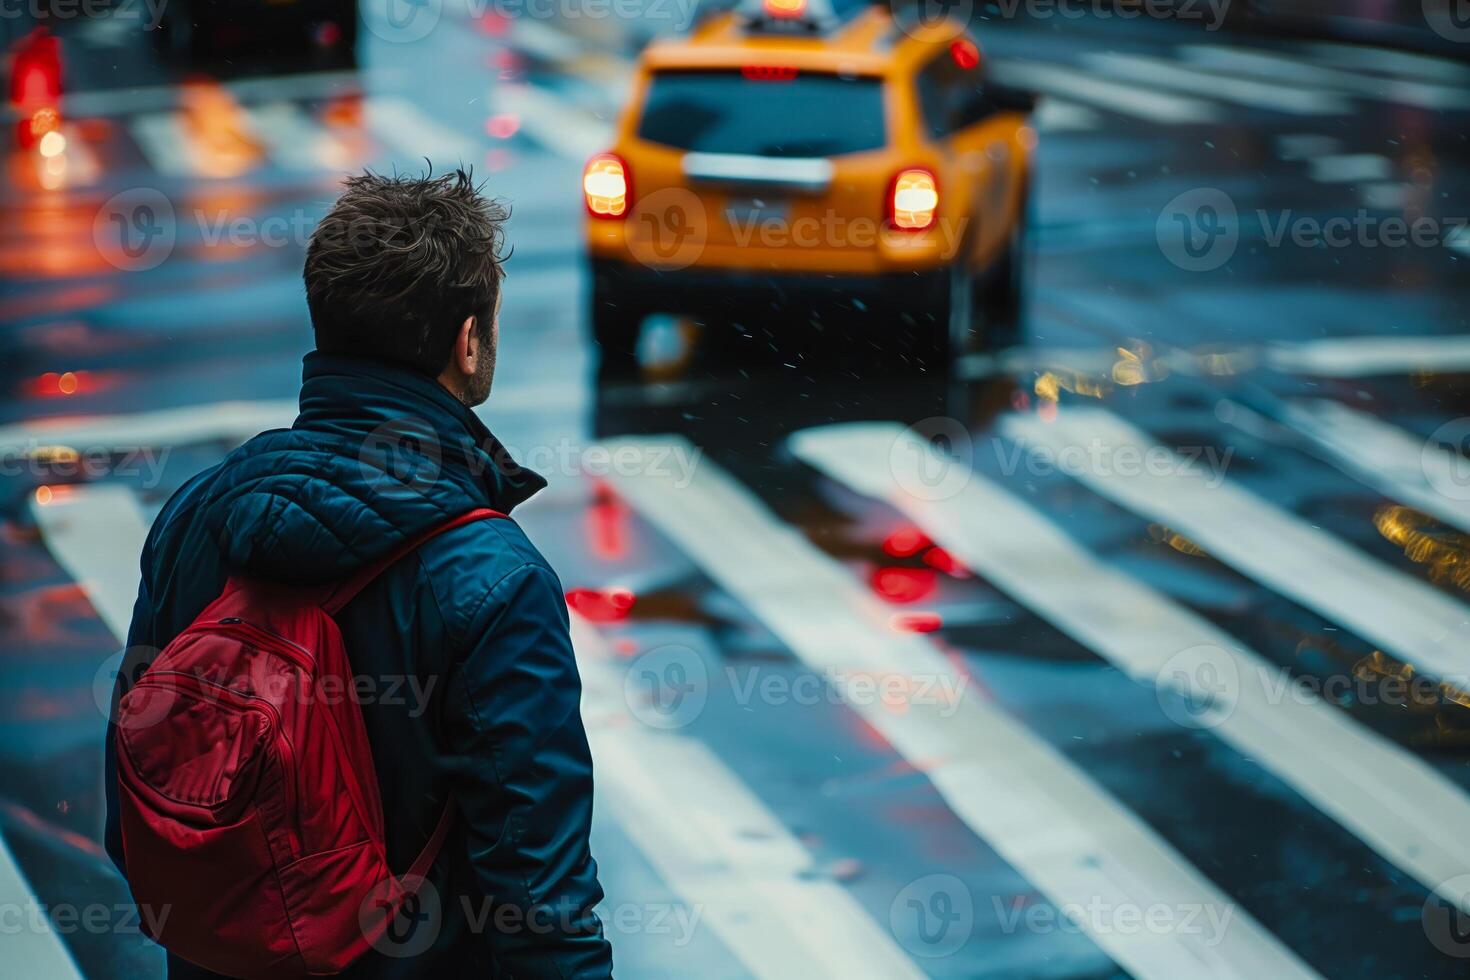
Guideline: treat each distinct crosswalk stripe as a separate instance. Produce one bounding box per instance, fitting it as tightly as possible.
[597,435,1321,980]
[1265,399,1470,535]
[790,421,1470,915]
[1307,153,1392,183]
[1083,53,1350,115]
[572,616,926,979]
[0,400,297,455]
[0,382,583,456]
[1178,46,1470,111]
[1034,98,1102,133]
[31,483,149,641]
[991,60,1220,124]
[1265,334,1470,377]
[128,111,209,177]
[365,97,482,167]
[19,485,144,980]
[1275,133,1341,161]
[244,102,354,172]
[0,835,83,980]
[1303,42,1470,85]
[494,84,612,160]
[66,70,366,118]
[509,18,585,62]
[1002,408,1470,688]
[28,480,921,977]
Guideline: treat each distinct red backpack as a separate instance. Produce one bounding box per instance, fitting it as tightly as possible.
[113,508,506,978]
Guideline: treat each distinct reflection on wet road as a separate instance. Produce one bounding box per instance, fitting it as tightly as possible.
[4,4,1470,977]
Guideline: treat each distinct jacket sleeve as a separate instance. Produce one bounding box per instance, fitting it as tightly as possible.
[442,562,612,979]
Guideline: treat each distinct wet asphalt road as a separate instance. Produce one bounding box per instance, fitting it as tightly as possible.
[4,3,1470,977]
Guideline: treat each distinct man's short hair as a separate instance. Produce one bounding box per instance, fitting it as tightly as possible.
[304,169,509,376]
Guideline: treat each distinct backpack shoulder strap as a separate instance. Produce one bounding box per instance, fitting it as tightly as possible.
[321,508,506,881]
[401,798,456,889]
[321,507,508,615]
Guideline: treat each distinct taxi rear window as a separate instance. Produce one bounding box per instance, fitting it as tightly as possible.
[637,70,885,158]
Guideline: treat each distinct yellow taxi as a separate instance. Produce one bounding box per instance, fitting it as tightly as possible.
[583,0,1036,368]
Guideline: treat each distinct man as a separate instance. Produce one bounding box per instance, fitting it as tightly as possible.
[104,170,613,978]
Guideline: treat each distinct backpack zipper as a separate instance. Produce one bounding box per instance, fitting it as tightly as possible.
[208,617,315,672]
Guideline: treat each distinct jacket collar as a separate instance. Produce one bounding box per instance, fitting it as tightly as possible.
[293,351,547,513]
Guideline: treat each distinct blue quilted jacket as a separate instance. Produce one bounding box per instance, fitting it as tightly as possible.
[105,352,612,978]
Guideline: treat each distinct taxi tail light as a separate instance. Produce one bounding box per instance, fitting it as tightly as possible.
[889,168,938,231]
[583,153,629,218]
[763,0,807,18]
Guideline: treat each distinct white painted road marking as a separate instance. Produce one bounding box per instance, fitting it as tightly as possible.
[1002,408,1470,687]
[31,483,149,640]
[573,616,926,980]
[1266,335,1470,377]
[992,61,1220,124]
[365,97,482,167]
[598,435,1321,980]
[1179,46,1470,111]
[128,112,209,177]
[244,102,354,172]
[1034,99,1102,132]
[1265,399,1470,535]
[1085,53,1350,115]
[0,400,297,456]
[1307,153,1392,183]
[494,84,612,161]
[791,421,1470,915]
[19,485,142,980]
[65,70,366,118]
[32,483,915,977]
[0,836,83,980]
[0,382,584,456]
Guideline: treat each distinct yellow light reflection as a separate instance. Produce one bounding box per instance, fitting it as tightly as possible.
[1374,504,1470,592]
[180,78,263,179]
[1146,524,1207,557]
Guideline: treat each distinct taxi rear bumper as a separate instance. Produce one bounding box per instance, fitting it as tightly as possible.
[589,257,950,322]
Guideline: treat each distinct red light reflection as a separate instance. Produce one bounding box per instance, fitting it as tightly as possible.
[871,566,937,604]
[566,587,636,622]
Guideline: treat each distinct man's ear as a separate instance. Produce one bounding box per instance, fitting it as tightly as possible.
[456,315,478,375]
